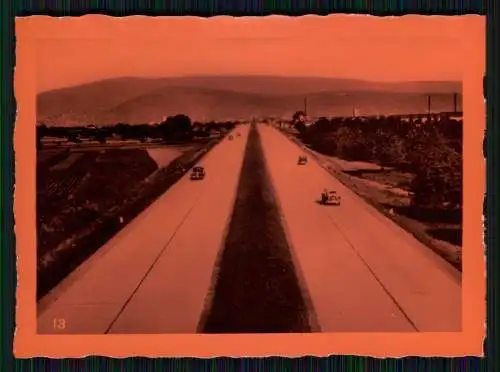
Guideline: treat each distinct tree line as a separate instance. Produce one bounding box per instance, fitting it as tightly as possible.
[37,114,238,148]
[292,112,462,212]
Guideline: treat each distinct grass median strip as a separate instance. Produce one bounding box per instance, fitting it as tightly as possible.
[200,124,311,333]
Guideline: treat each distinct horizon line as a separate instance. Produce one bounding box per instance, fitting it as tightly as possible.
[38,74,463,94]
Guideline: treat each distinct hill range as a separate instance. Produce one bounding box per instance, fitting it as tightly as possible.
[37,76,463,126]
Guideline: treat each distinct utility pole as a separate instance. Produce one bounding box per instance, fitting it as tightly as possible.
[427,95,431,120]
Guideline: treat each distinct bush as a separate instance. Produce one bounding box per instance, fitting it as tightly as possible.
[408,140,461,210]
[159,114,193,141]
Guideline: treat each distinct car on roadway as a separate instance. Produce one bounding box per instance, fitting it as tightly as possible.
[297,155,308,165]
[190,166,206,180]
[320,189,341,206]
[228,135,234,140]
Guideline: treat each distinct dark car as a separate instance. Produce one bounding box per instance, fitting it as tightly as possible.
[190,166,206,180]
[320,190,341,206]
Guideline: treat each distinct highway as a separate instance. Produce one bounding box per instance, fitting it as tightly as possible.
[258,123,461,332]
[37,122,461,334]
[37,125,250,334]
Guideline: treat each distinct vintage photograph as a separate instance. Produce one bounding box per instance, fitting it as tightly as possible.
[36,16,462,334]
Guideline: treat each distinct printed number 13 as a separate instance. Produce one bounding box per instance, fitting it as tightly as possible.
[53,318,66,330]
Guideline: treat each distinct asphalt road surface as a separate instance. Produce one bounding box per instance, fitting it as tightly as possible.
[37,123,461,334]
[38,126,250,334]
[258,123,461,332]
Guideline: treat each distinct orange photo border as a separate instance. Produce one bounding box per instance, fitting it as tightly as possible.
[13,15,485,358]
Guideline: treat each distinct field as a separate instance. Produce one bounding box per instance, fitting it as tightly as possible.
[333,162,461,265]
[37,148,157,257]
[36,140,220,299]
[146,147,186,167]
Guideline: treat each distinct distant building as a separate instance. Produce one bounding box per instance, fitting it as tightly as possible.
[297,112,308,123]
[437,111,463,121]
[304,118,315,127]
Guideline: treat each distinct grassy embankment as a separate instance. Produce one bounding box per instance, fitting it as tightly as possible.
[37,138,222,300]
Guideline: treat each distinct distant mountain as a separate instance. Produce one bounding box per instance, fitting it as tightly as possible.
[37,76,462,126]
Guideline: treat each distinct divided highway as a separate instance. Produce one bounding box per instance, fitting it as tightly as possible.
[37,122,461,334]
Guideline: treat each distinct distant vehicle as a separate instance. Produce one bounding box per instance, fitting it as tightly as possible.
[236,132,241,137]
[228,135,234,140]
[297,155,308,165]
[320,189,341,206]
[190,166,206,180]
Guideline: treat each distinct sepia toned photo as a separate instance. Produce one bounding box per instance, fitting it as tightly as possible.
[12,14,485,357]
[32,16,466,335]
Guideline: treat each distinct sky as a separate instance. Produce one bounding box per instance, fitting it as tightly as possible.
[16,14,483,93]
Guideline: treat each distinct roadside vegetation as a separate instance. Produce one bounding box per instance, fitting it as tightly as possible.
[37,114,238,149]
[36,115,236,299]
[288,111,463,269]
